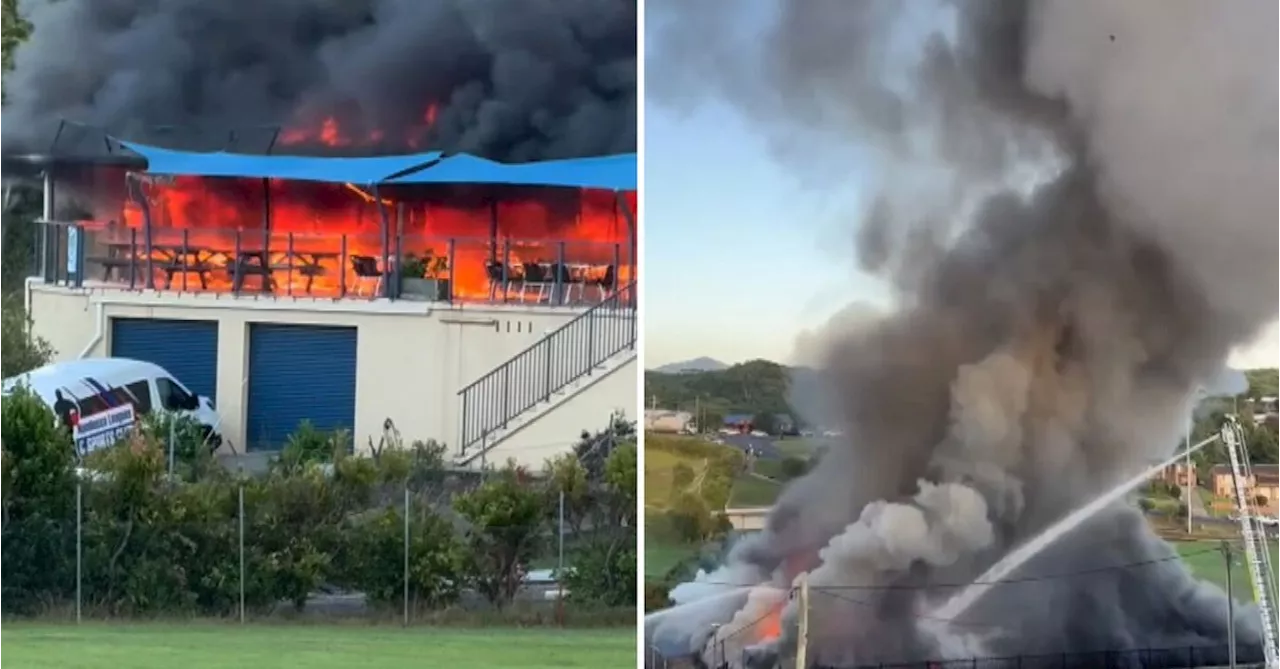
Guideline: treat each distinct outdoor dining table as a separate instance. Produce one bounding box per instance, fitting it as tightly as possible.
[97,241,343,294]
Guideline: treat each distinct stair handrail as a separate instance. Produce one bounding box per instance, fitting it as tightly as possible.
[457,281,636,454]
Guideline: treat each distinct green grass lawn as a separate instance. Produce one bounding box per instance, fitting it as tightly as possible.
[2,624,635,669]
[1174,540,1279,602]
[646,540,701,579]
[728,473,782,507]
[773,438,819,460]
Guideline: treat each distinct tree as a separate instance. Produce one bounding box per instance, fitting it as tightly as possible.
[1,0,31,76]
[1,295,54,378]
[562,441,637,606]
[453,462,546,608]
[645,359,795,420]
[544,452,590,534]
[1,386,76,519]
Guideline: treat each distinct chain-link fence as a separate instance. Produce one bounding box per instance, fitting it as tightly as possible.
[2,469,636,626]
[650,643,1268,669]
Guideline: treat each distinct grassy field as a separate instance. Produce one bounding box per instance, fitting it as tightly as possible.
[646,540,701,579]
[1173,540,1279,601]
[728,473,783,507]
[2,624,636,669]
[773,437,820,460]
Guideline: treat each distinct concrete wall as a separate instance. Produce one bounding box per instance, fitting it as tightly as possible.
[26,284,630,461]
[724,507,769,531]
[488,354,637,469]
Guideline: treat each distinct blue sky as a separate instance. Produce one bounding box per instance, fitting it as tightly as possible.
[643,101,890,369]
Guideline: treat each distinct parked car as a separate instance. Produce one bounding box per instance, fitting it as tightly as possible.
[2,357,221,454]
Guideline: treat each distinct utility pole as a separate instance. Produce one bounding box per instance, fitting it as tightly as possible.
[796,574,811,669]
[1222,541,1236,669]
[1186,411,1194,535]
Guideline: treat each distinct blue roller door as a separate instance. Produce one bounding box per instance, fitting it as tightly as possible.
[246,324,357,450]
[110,318,219,401]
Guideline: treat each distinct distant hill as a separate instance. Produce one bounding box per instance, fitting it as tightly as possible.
[652,357,728,374]
[646,359,823,430]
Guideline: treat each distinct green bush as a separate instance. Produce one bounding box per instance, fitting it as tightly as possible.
[1,398,637,621]
[644,580,672,612]
[779,456,810,480]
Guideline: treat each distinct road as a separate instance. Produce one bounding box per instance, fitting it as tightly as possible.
[719,433,783,460]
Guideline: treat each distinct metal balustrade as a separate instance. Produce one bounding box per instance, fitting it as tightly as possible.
[458,281,637,456]
[34,220,631,306]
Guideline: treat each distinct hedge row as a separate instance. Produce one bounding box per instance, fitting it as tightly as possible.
[1,386,637,618]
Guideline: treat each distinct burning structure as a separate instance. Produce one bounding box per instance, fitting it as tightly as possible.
[646,0,1277,667]
[6,0,637,467]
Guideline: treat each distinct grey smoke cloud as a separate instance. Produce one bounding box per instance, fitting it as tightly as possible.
[3,0,636,160]
[646,0,1277,665]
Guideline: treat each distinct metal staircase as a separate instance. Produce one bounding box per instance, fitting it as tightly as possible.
[1221,416,1278,669]
[456,281,636,461]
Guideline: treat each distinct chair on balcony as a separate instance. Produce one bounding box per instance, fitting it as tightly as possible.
[484,260,517,302]
[593,265,616,301]
[520,262,548,304]
[546,263,575,304]
[350,255,382,297]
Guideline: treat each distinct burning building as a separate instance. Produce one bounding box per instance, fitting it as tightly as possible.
[646,0,1276,667]
[5,0,637,466]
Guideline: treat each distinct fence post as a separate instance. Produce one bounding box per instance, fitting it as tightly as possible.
[403,485,410,627]
[544,345,553,402]
[167,418,176,480]
[238,483,245,624]
[557,488,565,626]
[502,365,511,429]
[76,480,82,623]
[586,310,596,372]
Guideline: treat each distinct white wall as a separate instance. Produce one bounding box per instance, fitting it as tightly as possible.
[487,354,637,469]
[25,284,625,457]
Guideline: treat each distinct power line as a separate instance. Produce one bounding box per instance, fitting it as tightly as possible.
[811,588,1001,629]
[675,548,1212,592]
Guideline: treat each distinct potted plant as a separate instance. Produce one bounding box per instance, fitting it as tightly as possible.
[398,253,450,301]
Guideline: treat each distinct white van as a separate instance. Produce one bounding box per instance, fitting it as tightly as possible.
[1,357,222,453]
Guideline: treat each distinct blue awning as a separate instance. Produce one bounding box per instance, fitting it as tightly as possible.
[388,153,637,191]
[117,139,636,190]
[118,141,442,185]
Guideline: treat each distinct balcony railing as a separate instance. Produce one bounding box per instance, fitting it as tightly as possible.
[457,280,636,457]
[35,220,634,307]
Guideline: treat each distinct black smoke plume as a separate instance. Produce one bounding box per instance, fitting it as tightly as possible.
[2,0,635,159]
[645,0,1277,666]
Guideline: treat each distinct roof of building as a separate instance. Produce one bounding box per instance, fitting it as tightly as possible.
[1212,463,1279,484]
[118,140,636,190]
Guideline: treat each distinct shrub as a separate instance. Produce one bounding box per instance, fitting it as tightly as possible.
[0,410,636,621]
[644,581,673,612]
[779,456,810,480]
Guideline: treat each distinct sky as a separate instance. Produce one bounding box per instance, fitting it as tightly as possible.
[644,99,890,369]
[641,4,1278,372]
[642,0,899,370]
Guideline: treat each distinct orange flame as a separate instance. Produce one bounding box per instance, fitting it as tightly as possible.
[278,103,439,150]
[110,176,635,300]
[757,603,784,642]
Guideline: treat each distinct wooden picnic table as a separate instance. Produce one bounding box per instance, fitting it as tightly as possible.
[86,241,140,282]
[226,248,341,293]
[150,243,220,289]
[90,241,342,294]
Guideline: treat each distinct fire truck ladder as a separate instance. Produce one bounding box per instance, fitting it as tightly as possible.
[1221,416,1279,668]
